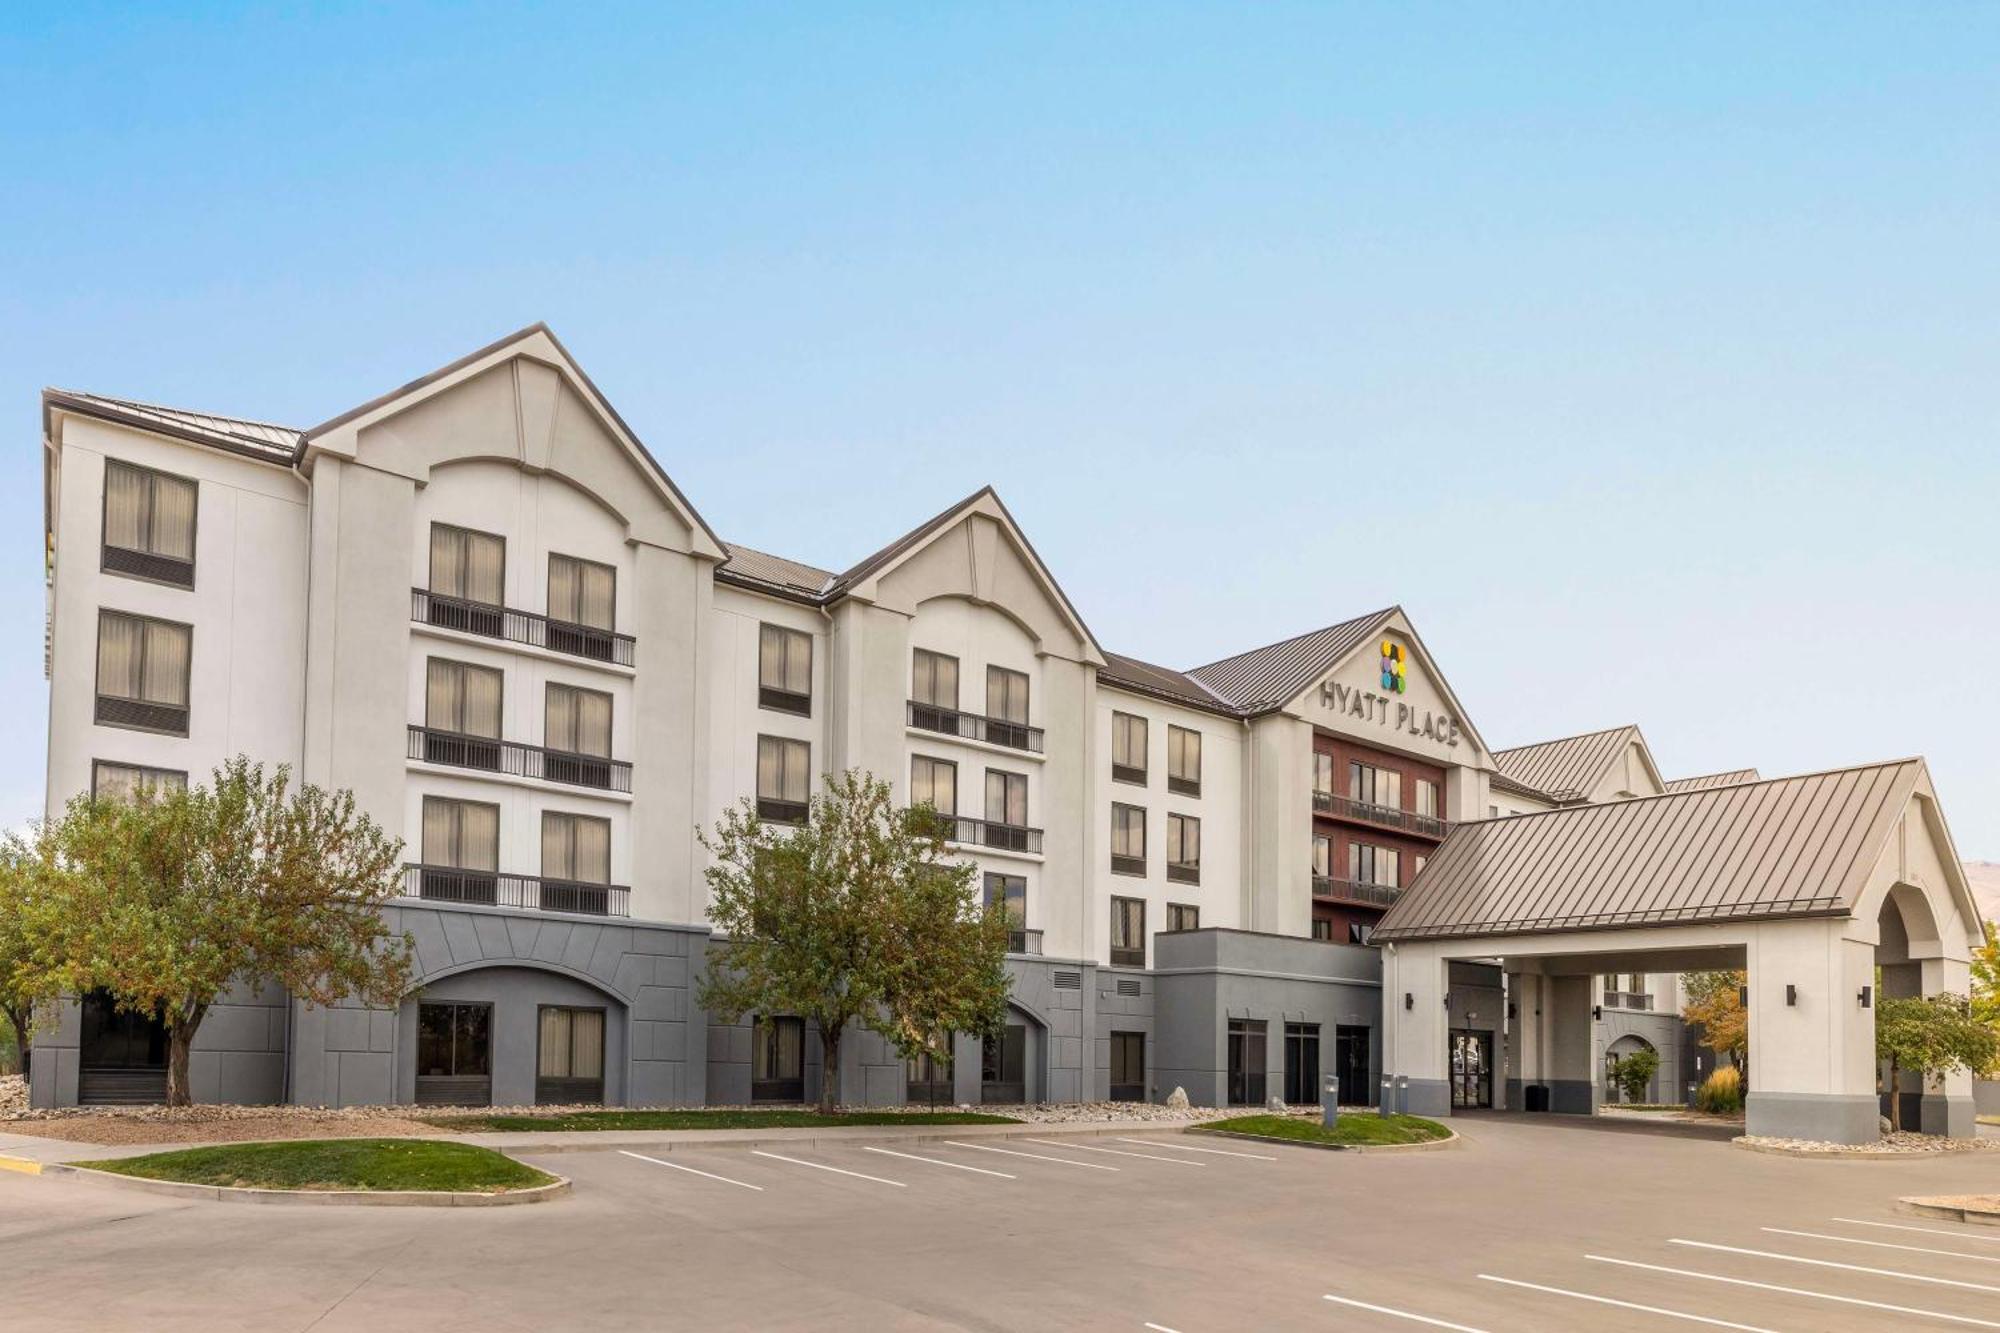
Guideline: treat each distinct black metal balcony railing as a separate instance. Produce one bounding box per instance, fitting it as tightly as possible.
[1008,927,1044,956]
[407,725,633,793]
[1311,875,1404,908]
[412,588,635,668]
[906,700,1044,754]
[1316,791,1448,840]
[102,543,195,589]
[933,813,1044,855]
[403,865,630,917]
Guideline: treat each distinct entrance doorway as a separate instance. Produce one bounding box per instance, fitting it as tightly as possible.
[1283,1022,1320,1105]
[1335,1025,1371,1106]
[78,990,168,1105]
[982,1023,1026,1103]
[1227,1018,1268,1106]
[1108,1031,1145,1102]
[1449,1029,1493,1109]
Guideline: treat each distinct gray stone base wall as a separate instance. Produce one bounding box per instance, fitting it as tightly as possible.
[29,976,290,1110]
[1094,965,1154,1102]
[1747,1091,1880,1145]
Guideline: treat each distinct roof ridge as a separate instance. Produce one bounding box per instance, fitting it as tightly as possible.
[1185,606,1400,677]
[51,389,303,435]
[1492,723,1636,757]
[827,485,995,593]
[1472,756,1925,823]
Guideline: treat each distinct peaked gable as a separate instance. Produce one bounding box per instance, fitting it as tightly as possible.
[1493,723,1665,804]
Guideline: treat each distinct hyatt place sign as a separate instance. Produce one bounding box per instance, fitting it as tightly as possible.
[1317,678,1463,749]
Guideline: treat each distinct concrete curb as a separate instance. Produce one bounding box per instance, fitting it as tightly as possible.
[1187,1126,1460,1154]
[1897,1196,2000,1226]
[44,1162,571,1207]
[0,1153,44,1176]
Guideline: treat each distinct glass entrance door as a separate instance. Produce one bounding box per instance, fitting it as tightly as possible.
[1335,1025,1371,1106]
[1283,1022,1320,1105]
[982,1024,1026,1103]
[416,1001,493,1106]
[1449,1029,1493,1109]
[752,1016,805,1102]
[1227,1019,1267,1106]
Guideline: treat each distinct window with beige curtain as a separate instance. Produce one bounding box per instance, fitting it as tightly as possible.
[537,1007,605,1080]
[422,797,498,870]
[96,611,191,706]
[1111,712,1148,780]
[1312,834,1331,878]
[1415,778,1440,818]
[758,624,812,707]
[911,649,958,708]
[425,658,503,737]
[548,554,615,630]
[1167,813,1200,869]
[985,770,1027,829]
[910,755,957,815]
[1168,726,1201,792]
[429,524,505,605]
[543,811,611,883]
[1312,751,1334,796]
[756,735,811,805]
[1111,803,1146,859]
[545,682,612,756]
[91,760,188,801]
[103,460,197,561]
[986,666,1029,724]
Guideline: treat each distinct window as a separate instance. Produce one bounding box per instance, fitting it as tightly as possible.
[984,872,1027,952]
[1111,804,1146,876]
[1350,761,1402,810]
[1415,778,1440,820]
[1110,895,1146,967]
[1168,725,1201,796]
[756,735,811,823]
[981,1024,1027,1102]
[1312,834,1332,880]
[101,459,196,587]
[1166,813,1200,884]
[1111,712,1148,785]
[416,1002,493,1106]
[1227,1018,1267,1106]
[94,610,191,734]
[906,1042,954,1105]
[910,755,958,829]
[428,523,505,608]
[1488,804,1499,818]
[985,665,1031,747]
[752,1016,805,1102]
[536,1006,606,1105]
[758,624,813,715]
[1166,902,1199,933]
[547,554,615,630]
[1109,1031,1145,1102]
[1349,921,1374,946]
[1311,918,1334,941]
[984,769,1028,846]
[420,658,504,770]
[543,811,610,883]
[912,648,959,709]
[1284,1021,1321,1105]
[1349,843,1400,888]
[544,682,615,787]
[419,796,499,904]
[1312,752,1334,810]
[90,760,187,801]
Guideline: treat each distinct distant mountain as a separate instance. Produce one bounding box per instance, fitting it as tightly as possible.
[1966,861,2000,924]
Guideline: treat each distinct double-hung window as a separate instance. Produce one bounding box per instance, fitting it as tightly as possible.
[95,610,191,735]
[986,665,1031,748]
[1168,725,1201,796]
[427,524,506,635]
[758,624,813,716]
[756,735,811,823]
[423,658,504,769]
[101,459,197,587]
[542,811,613,914]
[1111,803,1146,876]
[1166,813,1200,884]
[1110,895,1146,967]
[420,796,500,904]
[547,554,617,659]
[910,648,959,732]
[1111,712,1148,785]
[984,769,1030,851]
[544,682,615,787]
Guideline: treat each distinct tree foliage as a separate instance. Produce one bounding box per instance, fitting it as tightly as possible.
[1875,990,2000,1133]
[1609,1045,1661,1104]
[698,770,1013,1113]
[1972,919,2000,1059]
[1680,970,1748,1074]
[0,841,44,1078]
[19,757,412,1106]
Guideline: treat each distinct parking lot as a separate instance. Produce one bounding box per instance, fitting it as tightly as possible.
[3,1114,1997,1331]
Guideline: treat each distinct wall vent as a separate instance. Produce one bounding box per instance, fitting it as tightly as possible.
[1115,978,1142,997]
[1053,970,1082,990]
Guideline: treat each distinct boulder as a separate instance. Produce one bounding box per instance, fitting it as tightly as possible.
[1267,1093,1288,1114]
[1165,1086,1190,1109]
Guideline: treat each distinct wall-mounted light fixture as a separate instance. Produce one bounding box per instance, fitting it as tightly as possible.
[1592,1005,1602,1021]
[1404,993,1414,1011]
[1858,985,1872,1009]
[1785,984,1798,1007]
[1507,1001,1518,1020]
[1443,992,1452,1010]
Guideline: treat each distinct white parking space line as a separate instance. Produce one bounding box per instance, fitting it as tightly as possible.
[1764,1226,2000,1265]
[1115,1137,1278,1161]
[859,1146,1015,1178]
[1142,1323,1182,1332]
[942,1141,1119,1171]
[1023,1138,1204,1165]
[1477,1275,1777,1332]
[1589,1254,2000,1330]
[1833,1217,2000,1245]
[1669,1238,2000,1294]
[750,1150,906,1187]
[1322,1293,1491,1330]
[617,1150,763,1191]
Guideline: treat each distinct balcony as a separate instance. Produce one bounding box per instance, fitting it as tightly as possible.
[1604,991,1653,1010]
[102,542,195,589]
[412,588,635,668]
[407,725,633,793]
[1316,791,1448,840]
[402,865,630,917]
[906,700,1044,754]
[936,813,1044,855]
[1311,875,1403,908]
[1007,927,1044,956]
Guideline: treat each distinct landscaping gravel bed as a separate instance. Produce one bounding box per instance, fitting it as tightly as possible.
[1738,1131,2000,1155]
[0,1074,25,1118]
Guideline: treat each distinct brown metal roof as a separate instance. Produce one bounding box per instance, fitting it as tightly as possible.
[716,543,837,599]
[1664,768,1761,794]
[1490,770,1555,802]
[1491,724,1639,803]
[45,389,304,462]
[1183,608,1397,714]
[1098,652,1237,715]
[1374,759,1923,942]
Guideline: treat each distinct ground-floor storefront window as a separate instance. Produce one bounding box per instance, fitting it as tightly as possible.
[982,1024,1026,1103]
[1283,1022,1320,1105]
[537,1006,606,1105]
[752,1015,804,1102]
[1109,1030,1145,1102]
[1227,1018,1267,1106]
[417,1001,493,1106]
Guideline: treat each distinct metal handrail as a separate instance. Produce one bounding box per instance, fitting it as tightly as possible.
[1322,792,1448,839]
[407,725,632,793]
[412,587,635,667]
[906,700,1045,754]
[401,864,630,917]
[1310,875,1403,907]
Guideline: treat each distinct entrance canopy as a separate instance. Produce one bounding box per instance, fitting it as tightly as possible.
[1373,758,1982,1144]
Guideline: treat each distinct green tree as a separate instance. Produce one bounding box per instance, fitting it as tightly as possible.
[1681,970,1748,1080]
[1972,920,1999,1059]
[1610,1046,1661,1104]
[21,758,413,1106]
[698,770,1013,1113]
[0,839,46,1079]
[1875,991,2000,1133]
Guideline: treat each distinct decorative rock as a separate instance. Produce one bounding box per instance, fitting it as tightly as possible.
[1879,1115,1893,1135]
[1267,1093,1288,1114]
[1165,1086,1190,1109]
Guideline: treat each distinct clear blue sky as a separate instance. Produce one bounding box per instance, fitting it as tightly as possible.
[3,5,1995,856]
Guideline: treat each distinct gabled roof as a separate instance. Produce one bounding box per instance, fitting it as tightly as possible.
[1376,759,1929,942]
[1664,768,1761,794]
[717,543,837,600]
[1183,608,1398,714]
[43,389,304,463]
[1490,770,1555,802]
[1492,724,1648,803]
[1097,652,1237,716]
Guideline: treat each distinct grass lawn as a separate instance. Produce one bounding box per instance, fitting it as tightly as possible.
[429,1108,1020,1132]
[1192,1113,1450,1147]
[83,1138,555,1193]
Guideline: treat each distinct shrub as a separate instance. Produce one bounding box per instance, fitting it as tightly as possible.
[1610,1047,1661,1103]
[1695,1065,1742,1114]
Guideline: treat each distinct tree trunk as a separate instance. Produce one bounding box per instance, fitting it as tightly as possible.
[165,1000,207,1108]
[1888,1059,1902,1133]
[6,1007,28,1081]
[818,1024,842,1115]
